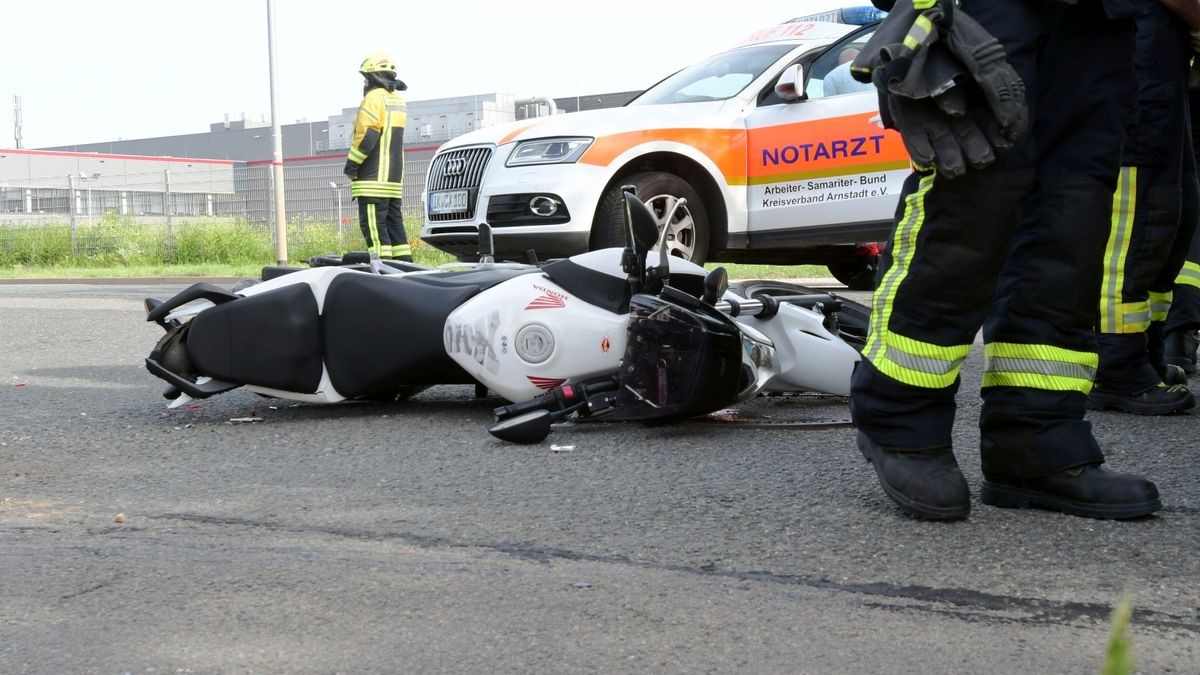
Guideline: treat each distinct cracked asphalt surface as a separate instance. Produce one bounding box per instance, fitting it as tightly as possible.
[1,282,1197,673]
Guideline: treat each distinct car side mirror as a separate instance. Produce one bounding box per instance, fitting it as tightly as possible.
[775,64,807,103]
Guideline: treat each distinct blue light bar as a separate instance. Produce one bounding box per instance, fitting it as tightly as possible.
[840,6,888,24]
[785,6,888,26]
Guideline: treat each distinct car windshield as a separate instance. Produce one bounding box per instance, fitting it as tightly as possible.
[629,43,797,105]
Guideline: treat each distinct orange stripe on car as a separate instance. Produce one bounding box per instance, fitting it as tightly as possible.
[499,123,544,145]
[579,112,907,186]
[581,128,748,178]
[747,112,908,184]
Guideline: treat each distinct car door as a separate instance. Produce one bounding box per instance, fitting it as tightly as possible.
[743,27,910,238]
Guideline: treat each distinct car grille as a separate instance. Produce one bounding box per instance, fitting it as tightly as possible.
[426,147,493,222]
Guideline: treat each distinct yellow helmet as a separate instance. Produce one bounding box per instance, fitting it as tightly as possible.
[359,51,397,75]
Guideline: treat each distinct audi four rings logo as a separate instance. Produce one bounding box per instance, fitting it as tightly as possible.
[443,158,467,176]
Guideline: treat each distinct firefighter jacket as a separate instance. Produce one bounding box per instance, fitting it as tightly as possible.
[345,85,407,199]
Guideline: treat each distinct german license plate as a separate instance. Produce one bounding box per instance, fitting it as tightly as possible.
[428,189,469,215]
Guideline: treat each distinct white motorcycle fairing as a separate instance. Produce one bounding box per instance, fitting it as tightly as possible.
[736,298,860,396]
[444,274,628,403]
[443,249,710,403]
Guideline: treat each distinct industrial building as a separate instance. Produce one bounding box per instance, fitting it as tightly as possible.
[0,90,639,226]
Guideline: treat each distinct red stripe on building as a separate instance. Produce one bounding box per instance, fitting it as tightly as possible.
[244,145,441,167]
[0,147,234,165]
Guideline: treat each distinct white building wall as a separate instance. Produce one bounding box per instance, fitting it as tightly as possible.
[327,93,522,150]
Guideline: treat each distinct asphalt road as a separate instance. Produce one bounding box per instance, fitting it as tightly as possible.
[1,282,1197,673]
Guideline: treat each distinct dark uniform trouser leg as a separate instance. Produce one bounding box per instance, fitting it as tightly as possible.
[1097,7,1193,386]
[384,197,411,261]
[1164,87,1200,335]
[850,0,1136,480]
[357,197,391,258]
[1097,164,1185,389]
[1165,194,1200,332]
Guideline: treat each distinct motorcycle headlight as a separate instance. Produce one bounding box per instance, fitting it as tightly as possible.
[506,137,593,167]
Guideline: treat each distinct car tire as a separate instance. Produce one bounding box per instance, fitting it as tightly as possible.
[828,256,878,291]
[592,171,710,263]
[727,279,870,351]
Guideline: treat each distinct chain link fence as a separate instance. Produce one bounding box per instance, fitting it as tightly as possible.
[0,156,438,267]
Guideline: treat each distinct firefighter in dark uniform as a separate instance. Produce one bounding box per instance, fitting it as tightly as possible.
[851,0,1160,520]
[1164,53,1200,374]
[1089,0,1200,414]
[344,51,411,261]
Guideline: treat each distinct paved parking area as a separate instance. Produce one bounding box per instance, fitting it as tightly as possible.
[1,282,1197,673]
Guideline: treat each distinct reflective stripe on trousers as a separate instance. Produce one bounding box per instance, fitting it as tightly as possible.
[1177,260,1200,289]
[1099,167,1152,333]
[982,342,1098,394]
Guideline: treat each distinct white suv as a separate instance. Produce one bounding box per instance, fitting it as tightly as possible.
[421,17,904,289]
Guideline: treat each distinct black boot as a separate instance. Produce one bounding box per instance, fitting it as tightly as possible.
[1164,329,1199,375]
[1161,364,1189,386]
[856,431,970,520]
[981,463,1161,519]
[1149,321,1188,384]
[1087,380,1194,414]
[1088,358,1194,415]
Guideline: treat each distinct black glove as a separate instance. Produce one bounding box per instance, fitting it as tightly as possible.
[875,41,968,115]
[884,90,999,179]
[343,160,360,180]
[852,0,1025,177]
[852,0,952,85]
[941,10,1028,143]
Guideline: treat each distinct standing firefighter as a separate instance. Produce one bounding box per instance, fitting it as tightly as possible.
[848,0,1160,521]
[1088,0,1200,415]
[344,51,411,261]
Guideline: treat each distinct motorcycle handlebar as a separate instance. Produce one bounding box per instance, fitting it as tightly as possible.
[493,389,564,420]
[493,379,620,422]
[715,293,841,319]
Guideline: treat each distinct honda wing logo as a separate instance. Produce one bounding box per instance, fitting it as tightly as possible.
[525,285,568,310]
[527,375,566,391]
[443,158,467,177]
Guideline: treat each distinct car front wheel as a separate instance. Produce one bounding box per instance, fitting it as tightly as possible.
[591,171,710,263]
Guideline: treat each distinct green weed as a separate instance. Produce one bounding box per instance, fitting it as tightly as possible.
[1100,596,1135,675]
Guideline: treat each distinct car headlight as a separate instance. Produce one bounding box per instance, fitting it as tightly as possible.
[506,137,593,167]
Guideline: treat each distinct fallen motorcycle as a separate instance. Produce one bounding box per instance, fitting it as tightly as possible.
[142,190,866,441]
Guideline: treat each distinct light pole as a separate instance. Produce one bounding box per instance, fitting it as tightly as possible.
[266,0,288,266]
[329,181,343,237]
[67,173,78,254]
[86,174,100,222]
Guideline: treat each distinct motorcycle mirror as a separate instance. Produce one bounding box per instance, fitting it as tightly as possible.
[620,185,638,256]
[488,409,553,444]
[623,192,661,256]
[478,222,495,264]
[702,267,729,305]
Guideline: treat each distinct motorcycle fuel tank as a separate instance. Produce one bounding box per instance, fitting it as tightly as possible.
[443,273,627,402]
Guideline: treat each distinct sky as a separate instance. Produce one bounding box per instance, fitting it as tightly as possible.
[1,0,853,148]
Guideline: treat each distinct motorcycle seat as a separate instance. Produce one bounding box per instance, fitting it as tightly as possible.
[321,268,533,398]
[187,282,324,394]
